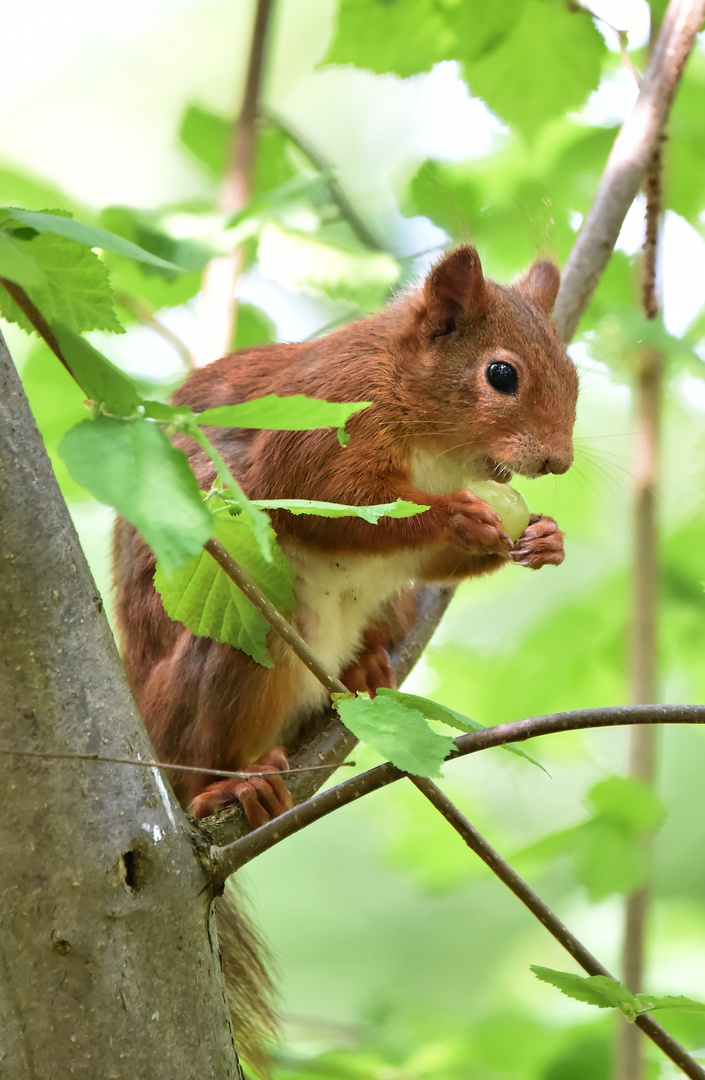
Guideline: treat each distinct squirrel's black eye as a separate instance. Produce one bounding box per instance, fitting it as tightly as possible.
[486,361,518,395]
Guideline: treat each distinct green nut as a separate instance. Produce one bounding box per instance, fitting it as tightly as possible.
[471,481,530,542]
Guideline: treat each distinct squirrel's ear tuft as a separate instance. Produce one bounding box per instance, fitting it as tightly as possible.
[515,260,560,315]
[424,246,487,332]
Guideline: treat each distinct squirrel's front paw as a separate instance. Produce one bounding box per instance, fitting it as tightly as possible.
[442,490,512,555]
[511,514,565,569]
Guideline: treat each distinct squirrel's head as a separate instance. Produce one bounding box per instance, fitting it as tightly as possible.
[399,245,578,484]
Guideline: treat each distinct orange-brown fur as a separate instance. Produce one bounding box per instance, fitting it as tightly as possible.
[113,247,578,823]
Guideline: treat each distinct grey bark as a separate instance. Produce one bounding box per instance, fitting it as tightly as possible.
[0,332,241,1079]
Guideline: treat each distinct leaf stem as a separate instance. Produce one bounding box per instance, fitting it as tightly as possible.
[204,536,348,697]
[0,277,72,376]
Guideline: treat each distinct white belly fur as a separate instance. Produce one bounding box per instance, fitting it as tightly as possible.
[277,449,480,737]
[279,543,421,734]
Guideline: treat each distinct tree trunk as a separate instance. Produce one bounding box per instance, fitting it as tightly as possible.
[0,332,241,1079]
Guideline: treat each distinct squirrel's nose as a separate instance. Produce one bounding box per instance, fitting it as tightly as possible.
[538,450,573,476]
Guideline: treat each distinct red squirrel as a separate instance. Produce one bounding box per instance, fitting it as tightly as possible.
[113,246,578,827]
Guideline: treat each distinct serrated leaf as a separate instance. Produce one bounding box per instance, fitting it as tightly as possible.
[196,394,371,431]
[253,499,429,522]
[532,969,705,1023]
[0,233,47,289]
[467,1,605,140]
[58,416,213,575]
[636,994,705,1015]
[323,0,518,77]
[0,232,122,335]
[1,207,182,271]
[531,968,639,1017]
[51,321,142,415]
[333,692,454,777]
[375,688,546,772]
[153,514,294,667]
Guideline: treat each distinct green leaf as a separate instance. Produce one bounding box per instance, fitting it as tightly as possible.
[253,499,428,523]
[58,416,213,575]
[468,2,605,140]
[572,819,647,902]
[531,967,640,1018]
[333,692,454,777]
[0,207,183,271]
[196,394,371,431]
[323,0,518,77]
[179,104,230,176]
[0,232,122,335]
[51,321,142,415]
[153,514,294,667]
[375,688,546,772]
[233,303,276,351]
[586,776,666,833]
[636,994,705,1016]
[0,233,47,289]
[532,969,705,1023]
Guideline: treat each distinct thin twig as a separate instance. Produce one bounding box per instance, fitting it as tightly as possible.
[0,747,353,780]
[0,277,72,376]
[195,0,275,364]
[114,291,196,370]
[263,108,382,252]
[206,704,705,877]
[410,777,705,1080]
[553,0,705,341]
[204,536,349,697]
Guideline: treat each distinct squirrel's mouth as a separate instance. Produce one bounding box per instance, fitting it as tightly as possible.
[485,457,513,483]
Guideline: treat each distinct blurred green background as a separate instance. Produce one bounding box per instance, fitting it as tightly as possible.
[3,0,705,1075]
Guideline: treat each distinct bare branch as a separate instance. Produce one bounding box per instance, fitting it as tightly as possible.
[0,746,353,781]
[205,703,705,875]
[195,0,275,365]
[411,777,705,1080]
[553,0,705,341]
[0,277,72,375]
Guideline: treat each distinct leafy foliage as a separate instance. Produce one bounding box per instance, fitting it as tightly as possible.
[59,416,214,576]
[333,691,455,777]
[5,0,705,1074]
[154,514,294,666]
[532,967,705,1023]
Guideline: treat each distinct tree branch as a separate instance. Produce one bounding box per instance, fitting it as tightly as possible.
[263,108,383,252]
[553,0,705,341]
[194,0,275,364]
[410,777,705,1080]
[616,106,666,1080]
[204,703,705,875]
[0,276,72,375]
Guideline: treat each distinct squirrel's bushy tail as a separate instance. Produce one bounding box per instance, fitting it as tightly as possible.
[215,882,279,1079]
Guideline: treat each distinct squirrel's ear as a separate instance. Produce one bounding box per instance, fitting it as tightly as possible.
[515,260,561,315]
[424,246,487,331]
